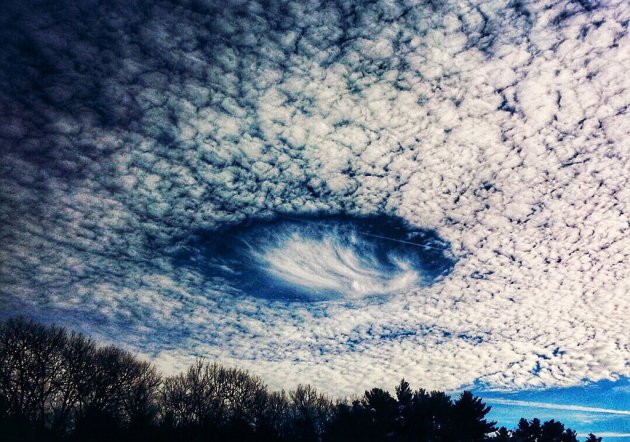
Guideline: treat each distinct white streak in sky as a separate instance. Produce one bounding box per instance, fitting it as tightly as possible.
[486,399,630,416]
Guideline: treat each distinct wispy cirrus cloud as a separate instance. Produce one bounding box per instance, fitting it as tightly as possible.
[486,399,630,416]
[180,215,455,301]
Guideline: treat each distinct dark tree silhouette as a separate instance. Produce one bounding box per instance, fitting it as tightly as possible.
[0,318,160,441]
[363,388,399,441]
[0,317,68,426]
[256,389,292,441]
[395,379,413,407]
[0,318,602,442]
[512,417,578,442]
[394,379,415,441]
[427,390,454,441]
[495,427,512,441]
[450,391,496,442]
[288,384,334,442]
[513,417,542,442]
[73,345,161,441]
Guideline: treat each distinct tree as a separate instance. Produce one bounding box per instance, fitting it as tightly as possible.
[0,318,607,442]
[510,418,580,442]
[395,379,413,409]
[513,417,542,442]
[450,391,496,442]
[161,359,231,430]
[160,358,270,441]
[49,329,96,434]
[256,389,291,441]
[324,399,369,442]
[288,384,334,442]
[0,317,67,426]
[71,345,161,441]
[363,388,398,441]
[494,426,511,441]
[539,419,579,442]
[427,390,454,441]
[403,388,434,440]
[394,379,414,440]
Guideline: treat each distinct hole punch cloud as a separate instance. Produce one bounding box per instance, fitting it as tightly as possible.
[182,215,455,301]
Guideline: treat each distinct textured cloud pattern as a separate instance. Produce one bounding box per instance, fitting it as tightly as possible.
[0,0,628,395]
[182,215,455,301]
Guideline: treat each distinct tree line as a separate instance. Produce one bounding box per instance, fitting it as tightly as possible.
[0,317,602,442]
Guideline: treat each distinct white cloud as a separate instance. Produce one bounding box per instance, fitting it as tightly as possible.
[486,398,630,416]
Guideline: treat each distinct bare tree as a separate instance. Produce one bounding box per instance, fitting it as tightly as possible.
[50,330,96,433]
[289,384,334,442]
[256,389,291,439]
[0,318,604,442]
[0,317,68,426]
[161,359,226,429]
[74,345,161,432]
[160,358,269,433]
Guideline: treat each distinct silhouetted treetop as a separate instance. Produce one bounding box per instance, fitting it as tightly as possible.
[0,317,595,442]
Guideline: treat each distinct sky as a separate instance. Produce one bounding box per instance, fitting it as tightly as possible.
[476,377,630,439]
[0,0,628,438]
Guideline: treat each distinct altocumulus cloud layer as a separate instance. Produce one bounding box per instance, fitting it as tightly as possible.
[0,0,628,395]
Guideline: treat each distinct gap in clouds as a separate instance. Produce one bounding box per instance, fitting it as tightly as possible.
[171,214,456,302]
[476,377,630,440]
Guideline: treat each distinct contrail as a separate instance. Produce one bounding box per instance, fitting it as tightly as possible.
[277,215,452,252]
[486,398,630,416]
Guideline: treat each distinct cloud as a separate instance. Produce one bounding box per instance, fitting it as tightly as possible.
[0,0,628,397]
[485,399,630,416]
[181,215,455,301]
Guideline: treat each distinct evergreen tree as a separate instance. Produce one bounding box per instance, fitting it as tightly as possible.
[513,417,542,442]
[363,388,398,441]
[494,426,511,441]
[0,318,606,442]
[394,379,414,440]
[450,391,496,442]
